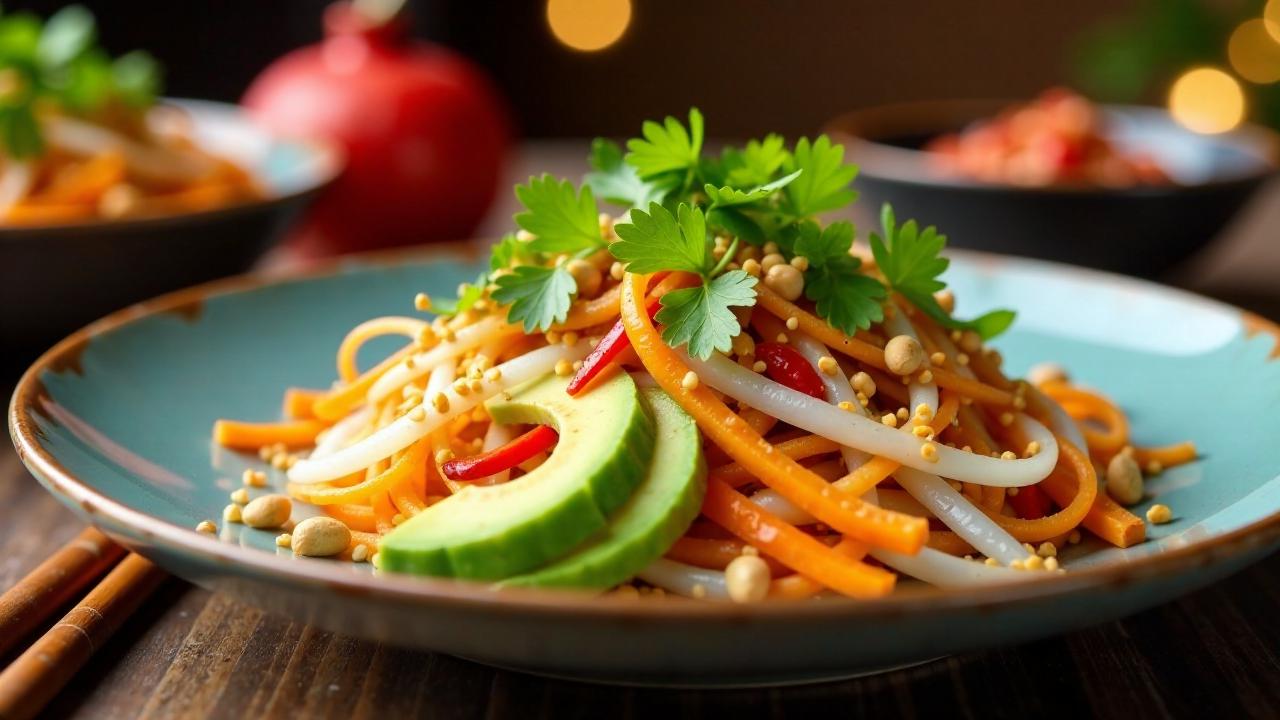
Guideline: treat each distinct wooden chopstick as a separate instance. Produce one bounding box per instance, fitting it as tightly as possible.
[0,527,125,658]
[0,553,166,720]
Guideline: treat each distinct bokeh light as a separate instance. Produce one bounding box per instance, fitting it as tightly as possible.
[1228,19,1280,83]
[546,0,632,52]
[1168,67,1246,134]
[1266,0,1280,43]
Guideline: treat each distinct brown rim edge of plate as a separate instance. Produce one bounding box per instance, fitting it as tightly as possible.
[9,244,1280,621]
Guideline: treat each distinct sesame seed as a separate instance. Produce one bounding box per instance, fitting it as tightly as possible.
[610,262,625,280]
[1000,451,1017,461]
[930,352,946,366]
[785,316,799,331]
[223,504,242,523]
[414,293,431,311]
[231,488,249,505]
[196,520,217,534]
[776,332,788,343]
[554,359,573,377]
[917,370,934,384]
[563,331,580,347]
[435,448,455,464]
[276,533,292,548]
[1146,504,1173,524]
[681,371,700,390]
[752,360,768,373]
[817,356,838,375]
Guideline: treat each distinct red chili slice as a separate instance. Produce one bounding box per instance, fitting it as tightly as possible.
[441,425,559,481]
[1007,483,1052,520]
[754,342,826,399]
[566,298,661,396]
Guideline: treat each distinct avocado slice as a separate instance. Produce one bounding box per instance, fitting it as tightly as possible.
[379,372,654,580]
[500,388,707,589]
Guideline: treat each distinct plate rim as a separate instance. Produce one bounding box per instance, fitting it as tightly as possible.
[9,243,1280,621]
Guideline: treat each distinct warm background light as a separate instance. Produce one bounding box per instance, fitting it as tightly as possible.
[1266,0,1280,42]
[1168,67,1246,134]
[1228,19,1280,83]
[546,0,632,52]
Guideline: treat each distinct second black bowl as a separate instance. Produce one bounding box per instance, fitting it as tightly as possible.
[826,100,1278,277]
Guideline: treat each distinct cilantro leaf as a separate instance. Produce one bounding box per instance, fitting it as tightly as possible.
[514,175,603,254]
[37,5,94,68]
[791,220,888,333]
[721,134,790,188]
[656,270,757,359]
[703,169,802,209]
[0,106,42,158]
[706,206,765,244]
[625,107,704,181]
[783,135,858,217]
[611,202,709,276]
[428,273,487,316]
[489,233,531,272]
[584,138,668,209]
[111,50,160,107]
[492,265,577,332]
[871,204,1015,339]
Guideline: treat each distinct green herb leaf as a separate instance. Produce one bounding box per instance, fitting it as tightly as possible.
[492,264,577,332]
[513,174,603,254]
[429,273,488,316]
[111,50,160,107]
[37,5,94,67]
[871,204,1015,339]
[625,107,704,180]
[0,106,42,158]
[791,220,888,333]
[489,233,532,272]
[720,133,790,188]
[584,138,668,209]
[656,270,757,359]
[703,169,802,209]
[706,206,765,244]
[611,202,709,276]
[783,135,858,217]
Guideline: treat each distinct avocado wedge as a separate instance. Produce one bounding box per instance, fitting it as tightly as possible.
[501,388,707,590]
[379,372,654,580]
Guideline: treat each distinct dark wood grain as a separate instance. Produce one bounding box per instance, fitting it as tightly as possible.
[1,440,1277,720]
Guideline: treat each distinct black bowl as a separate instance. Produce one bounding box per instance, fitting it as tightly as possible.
[825,100,1278,277]
[0,100,342,360]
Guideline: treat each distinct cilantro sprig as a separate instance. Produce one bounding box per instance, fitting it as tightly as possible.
[0,5,162,159]
[612,202,757,358]
[478,108,1016,355]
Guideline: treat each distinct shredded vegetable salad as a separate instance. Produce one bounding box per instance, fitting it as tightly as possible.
[0,6,261,224]
[212,109,1195,601]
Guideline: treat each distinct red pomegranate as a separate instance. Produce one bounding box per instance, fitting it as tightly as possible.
[243,1,510,256]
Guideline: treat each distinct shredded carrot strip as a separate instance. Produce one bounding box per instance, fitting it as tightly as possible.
[554,283,622,330]
[926,531,974,556]
[324,504,379,533]
[288,439,428,505]
[371,491,398,534]
[664,537,788,575]
[702,478,893,598]
[389,474,428,517]
[1040,382,1129,455]
[982,438,1098,542]
[336,317,428,383]
[1134,442,1197,469]
[339,530,384,561]
[282,388,325,420]
[213,419,325,450]
[311,345,415,422]
[754,284,1014,406]
[709,435,842,487]
[1052,483,1146,548]
[767,538,867,599]
[622,273,928,555]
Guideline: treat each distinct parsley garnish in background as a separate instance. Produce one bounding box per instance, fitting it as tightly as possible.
[476,107,1015,353]
[0,5,162,159]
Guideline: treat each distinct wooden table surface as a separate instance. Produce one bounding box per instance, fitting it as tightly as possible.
[5,143,1280,718]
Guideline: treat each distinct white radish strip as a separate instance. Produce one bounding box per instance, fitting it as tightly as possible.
[637,559,730,600]
[311,406,374,460]
[790,334,872,473]
[45,116,214,184]
[0,161,33,215]
[289,343,587,484]
[367,316,519,403]
[682,352,1058,487]
[883,309,938,417]
[1028,385,1087,451]
[481,421,516,484]
[870,547,1034,588]
[894,466,1028,564]
[424,360,456,398]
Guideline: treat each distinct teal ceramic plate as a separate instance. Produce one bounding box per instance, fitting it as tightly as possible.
[10,248,1280,687]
